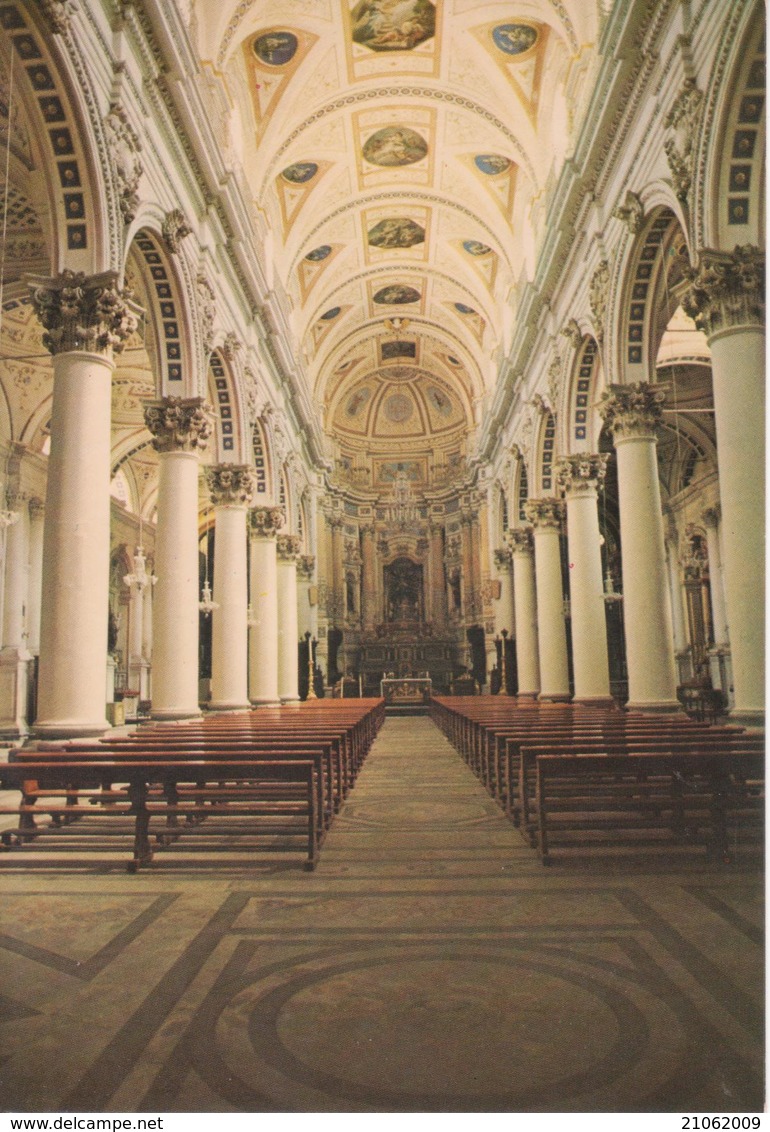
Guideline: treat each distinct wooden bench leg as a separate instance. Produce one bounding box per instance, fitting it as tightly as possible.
[128,781,153,873]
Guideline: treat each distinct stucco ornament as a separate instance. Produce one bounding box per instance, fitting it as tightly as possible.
[105,103,143,223]
[28,270,141,356]
[205,465,257,507]
[679,245,764,336]
[144,397,212,453]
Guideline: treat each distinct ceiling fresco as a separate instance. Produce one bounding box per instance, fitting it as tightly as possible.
[197,0,600,459]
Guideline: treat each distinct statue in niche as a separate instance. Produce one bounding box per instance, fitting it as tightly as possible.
[385,556,423,623]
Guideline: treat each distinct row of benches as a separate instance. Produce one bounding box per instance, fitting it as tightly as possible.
[0,698,386,872]
[431,696,764,865]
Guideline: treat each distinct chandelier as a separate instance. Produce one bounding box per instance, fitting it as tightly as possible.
[385,470,421,529]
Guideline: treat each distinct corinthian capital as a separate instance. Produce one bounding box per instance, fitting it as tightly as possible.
[507,527,534,555]
[249,506,284,539]
[297,555,315,579]
[144,397,212,453]
[555,453,609,495]
[680,246,764,337]
[598,382,664,441]
[524,498,564,530]
[27,270,141,357]
[277,534,301,561]
[205,464,256,507]
[494,547,512,568]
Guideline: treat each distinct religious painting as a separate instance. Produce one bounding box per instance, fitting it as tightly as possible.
[492,23,538,56]
[252,31,298,66]
[345,386,372,417]
[351,0,436,53]
[363,126,428,166]
[463,239,492,256]
[320,306,341,319]
[378,460,422,483]
[426,386,452,416]
[474,154,511,175]
[305,244,332,261]
[368,217,425,248]
[373,284,421,304]
[282,161,318,183]
[384,557,424,623]
[381,339,416,360]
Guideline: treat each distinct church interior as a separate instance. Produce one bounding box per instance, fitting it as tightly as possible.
[0,0,764,1116]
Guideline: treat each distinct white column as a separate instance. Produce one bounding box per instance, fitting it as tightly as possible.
[525,499,571,702]
[0,492,30,736]
[702,509,728,646]
[493,547,515,636]
[28,271,139,737]
[599,384,678,711]
[144,397,211,720]
[248,506,283,706]
[207,466,255,711]
[297,554,315,640]
[277,534,301,703]
[26,498,44,655]
[666,540,688,673]
[142,559,154,672]
[683,247,764,723]
[509,528,540,698]
[123,546,154,702]
[556,456,613,705]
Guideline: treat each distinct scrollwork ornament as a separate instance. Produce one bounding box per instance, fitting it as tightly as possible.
[598,382,665,440]
[663,78,704,203]
[679,245,765,337]
[163,209,193,254]
[143,396,212,453]
[561,318,582,349]
[205,465,256,507]
[249,506,284,538]
[588,260,610,343]
[105,102,143,223]
[40,0,76,35]
[197,274,216,356]
[27,270,141,357]
[612,190,644,234]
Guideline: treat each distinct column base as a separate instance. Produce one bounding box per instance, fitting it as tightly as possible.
[33,719,111,739]
[573,695,617,708]
[517,691,539,700]
[624,700,682,714]
[207,702,252,713]
[150,708,203,721]
[251,698,282,708]
[281,696,301,705]
[727,708,765,729]
[538,692,572,703]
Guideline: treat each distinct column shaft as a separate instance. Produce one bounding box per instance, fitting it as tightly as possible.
[277,535,301,703]
[26,500,44,654]
[531,524,570,701]
[510,531,540,697]
[210,505,250,709]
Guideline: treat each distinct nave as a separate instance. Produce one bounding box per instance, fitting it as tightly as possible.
[0,716,762,1113]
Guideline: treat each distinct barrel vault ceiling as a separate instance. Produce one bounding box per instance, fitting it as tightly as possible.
[195,0,602,467]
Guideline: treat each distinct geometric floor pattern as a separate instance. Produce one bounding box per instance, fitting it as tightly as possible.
[0,717,763,1112]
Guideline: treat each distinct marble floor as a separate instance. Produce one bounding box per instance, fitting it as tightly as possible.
[0,717,763,1113]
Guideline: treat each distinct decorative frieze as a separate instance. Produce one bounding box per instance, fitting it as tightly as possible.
[524,499,564,530]
[249,507,284,538]
[598,382,665,440]
[144,396,212,453]
[297,555,315,580]
[277,535,301,562]
[507,527,534,555]
[555,453,609,495]
[28,270,140,357]
[162,208,192,254]
[205,464,256,507]
[680,245,764,337]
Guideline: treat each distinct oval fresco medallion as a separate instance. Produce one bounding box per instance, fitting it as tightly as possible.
[455,302,475,315]
[427,386,452,416]
[363,126,428,167]
[373,285,421,305]
[474,154,511,176]
[492,23,538,56]
[320,306,341,320]
[383,393,414,423]
[346,387,372,417]
[253,31,298,66]
[463,239,492,256]
[351,0,436,53]
[282,161,318,184]
[305,245,332,262]
[368,218,425,249]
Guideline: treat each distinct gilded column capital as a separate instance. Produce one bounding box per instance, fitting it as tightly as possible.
[328,516,344,532]
[507,527,534,555]
[297,555,315,580]
[428,520,444,538]
[524,498,564,530]
[27,269,141,357]
[144,397,212,454]
[680,245,764,337]
[598,382,665,441]
[702,504,721,530]
[494,546,512,568]
[555,453,609,496]
[249,506,284,539]
[360,523,376,538]
[205,464,256,507]
[277,534,301,562]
